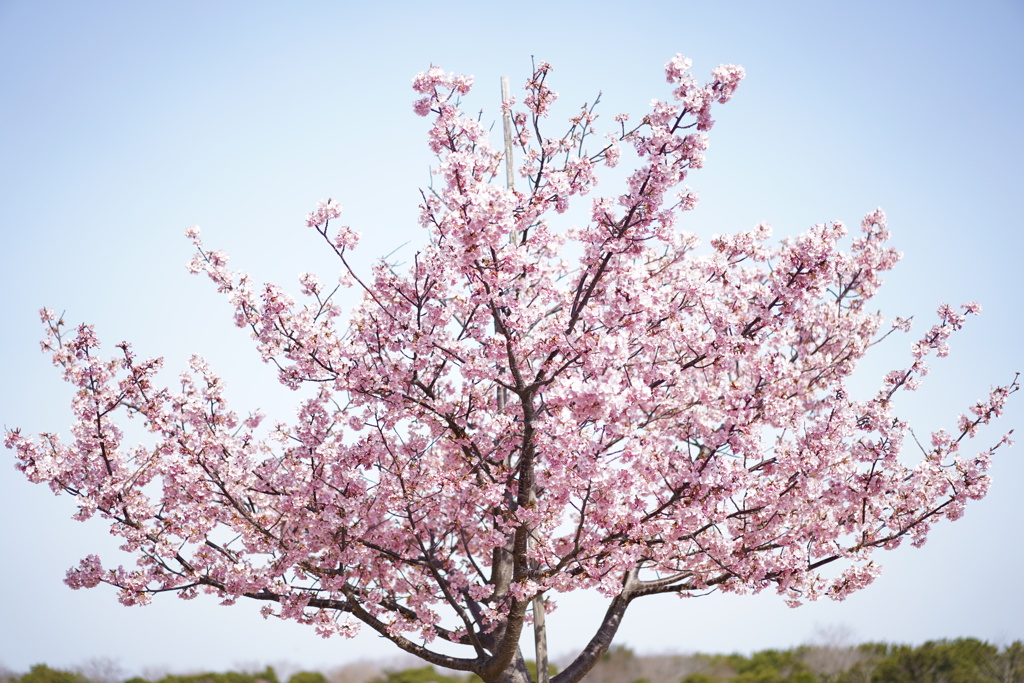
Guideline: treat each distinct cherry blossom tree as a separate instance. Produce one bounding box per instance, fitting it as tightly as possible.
[6,56,1017,683]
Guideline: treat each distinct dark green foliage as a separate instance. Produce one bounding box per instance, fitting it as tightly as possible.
[711,649,817,683]
[680,674,720,683]
[128,667,279,683]
[9,638,1024,683]
[371,666,464,683]
[987,643,1024,683]
[16,665,87,683]
[987,640,1024,682]
[865,638,999,683]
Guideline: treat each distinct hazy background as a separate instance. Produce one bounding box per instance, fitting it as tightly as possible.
[2,0,1021,676]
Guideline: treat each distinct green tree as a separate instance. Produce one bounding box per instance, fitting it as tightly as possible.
[152,667,279,683]
[869,639,998,683]
[833,643,887,683]
[373,667,464,683]
[680,674,719,683]
[987,641,1024,683]
[288,673,327,683]
[17,666,87,683]
[727,649,818,683]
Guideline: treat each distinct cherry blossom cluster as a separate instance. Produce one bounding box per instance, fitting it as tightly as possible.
[7,56,1016,683]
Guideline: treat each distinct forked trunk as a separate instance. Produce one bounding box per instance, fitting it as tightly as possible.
[482,649,533,683]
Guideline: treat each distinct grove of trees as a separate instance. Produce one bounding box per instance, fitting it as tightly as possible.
[5,639,1023,683]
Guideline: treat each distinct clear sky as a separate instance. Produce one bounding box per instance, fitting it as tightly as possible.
[2,0,1022,677]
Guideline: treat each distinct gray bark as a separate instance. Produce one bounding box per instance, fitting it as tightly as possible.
[533,594,550,683]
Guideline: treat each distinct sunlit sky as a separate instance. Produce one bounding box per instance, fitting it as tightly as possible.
[2,0,1022,677]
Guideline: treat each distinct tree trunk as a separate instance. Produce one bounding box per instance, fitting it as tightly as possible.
[533,594,550,683]
[482,648,533,683]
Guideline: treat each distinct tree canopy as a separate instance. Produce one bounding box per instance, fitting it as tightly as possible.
[6,55,1016,683]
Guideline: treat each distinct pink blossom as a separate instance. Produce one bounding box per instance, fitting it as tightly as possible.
[305,198,342,228]
[710,64,746,103]
[65,554,105,589]
[413,97,432,117]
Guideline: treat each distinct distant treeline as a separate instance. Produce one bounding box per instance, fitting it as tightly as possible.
[4,638,1023,683]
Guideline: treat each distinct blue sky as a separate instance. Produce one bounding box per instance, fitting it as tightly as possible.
[2,0,1022,676]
